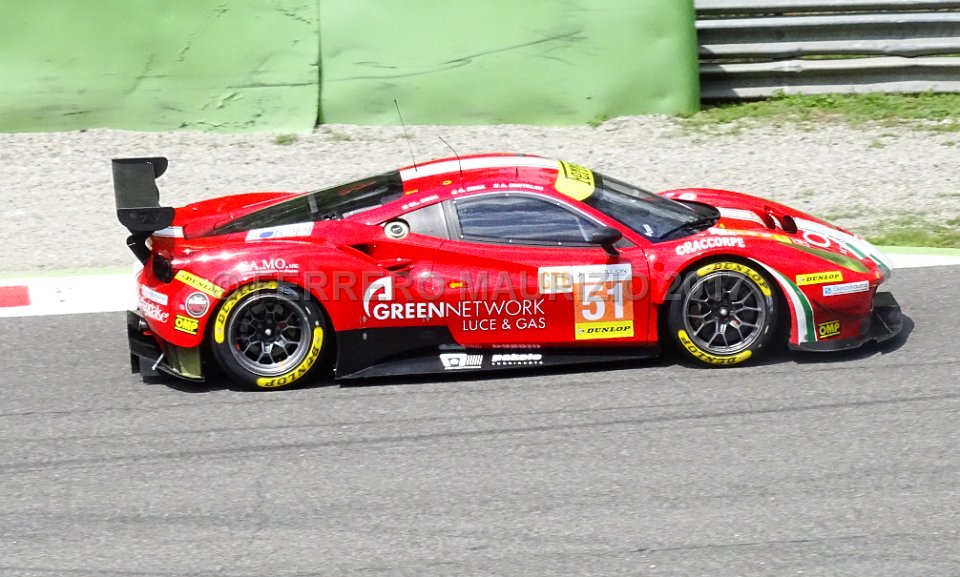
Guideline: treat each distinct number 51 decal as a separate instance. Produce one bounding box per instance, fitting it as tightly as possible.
[539,264,634,340]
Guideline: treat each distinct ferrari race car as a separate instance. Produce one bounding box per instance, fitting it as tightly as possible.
[115,154,902,389]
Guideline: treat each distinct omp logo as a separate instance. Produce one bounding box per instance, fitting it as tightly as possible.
[174,315,199,335]
[817,320,841,339]
[363,277,394,317]
[439,353,483,370]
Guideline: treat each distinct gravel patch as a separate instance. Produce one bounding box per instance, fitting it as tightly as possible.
[0,117,957,274]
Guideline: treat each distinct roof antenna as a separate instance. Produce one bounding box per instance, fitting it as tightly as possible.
[394,99,417,172]
[438,136,464,181]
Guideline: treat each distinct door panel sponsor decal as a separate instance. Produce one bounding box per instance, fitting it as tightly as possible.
[363,276,394,317]
[363,275,546,331]
[539,264,634,341]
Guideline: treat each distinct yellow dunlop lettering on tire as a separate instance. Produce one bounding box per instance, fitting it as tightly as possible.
[678,329,752,366]
[256,327,324,389]
[696,262,772,297]
[213,281,279,344]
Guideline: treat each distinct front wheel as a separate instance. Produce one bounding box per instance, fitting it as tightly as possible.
[667,261,779,367]
[211,282,329,389]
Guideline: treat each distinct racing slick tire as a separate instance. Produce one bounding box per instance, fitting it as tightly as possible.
[667,260,779,367]
[211,281,329,390]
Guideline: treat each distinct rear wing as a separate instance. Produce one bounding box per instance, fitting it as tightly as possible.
[112,157,174,262]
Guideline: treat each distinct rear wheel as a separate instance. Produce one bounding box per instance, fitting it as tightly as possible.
[211,282,328,389]
[668,261,778,366]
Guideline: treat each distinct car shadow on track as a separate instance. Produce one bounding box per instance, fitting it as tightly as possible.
[147,315,914,393]
[341,355,682,390]
[155,355,679,393]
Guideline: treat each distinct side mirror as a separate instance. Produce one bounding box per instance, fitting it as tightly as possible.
[589,226,622,257]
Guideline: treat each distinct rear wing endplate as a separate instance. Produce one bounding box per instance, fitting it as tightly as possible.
[113,157,175,263]
[113,157,174,233]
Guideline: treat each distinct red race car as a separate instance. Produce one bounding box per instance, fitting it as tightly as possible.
[114,154,902,389]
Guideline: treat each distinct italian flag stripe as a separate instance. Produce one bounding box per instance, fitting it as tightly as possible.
[753,260,816,344]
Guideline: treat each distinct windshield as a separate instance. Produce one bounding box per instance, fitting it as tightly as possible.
[583,174,709,240]
[214,172,403,235]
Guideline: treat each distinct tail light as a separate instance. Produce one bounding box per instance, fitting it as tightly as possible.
[152,254,175,283]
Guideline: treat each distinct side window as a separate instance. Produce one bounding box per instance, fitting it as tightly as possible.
[384,202,449,239]
[454,194,599,245]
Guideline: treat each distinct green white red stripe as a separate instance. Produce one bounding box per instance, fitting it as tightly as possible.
[752,259,816,344]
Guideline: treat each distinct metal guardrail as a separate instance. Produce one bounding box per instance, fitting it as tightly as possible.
[696,0,960,99]
[697,0,960,13]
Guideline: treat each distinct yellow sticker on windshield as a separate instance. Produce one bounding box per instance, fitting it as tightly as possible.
[555,160,595,201]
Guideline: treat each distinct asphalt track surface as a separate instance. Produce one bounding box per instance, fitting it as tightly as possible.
[1,266,957,577]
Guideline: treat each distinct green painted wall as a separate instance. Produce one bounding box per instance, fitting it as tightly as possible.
[0,0,697,131]
[0,0,319,132]
[319,0,700,125]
